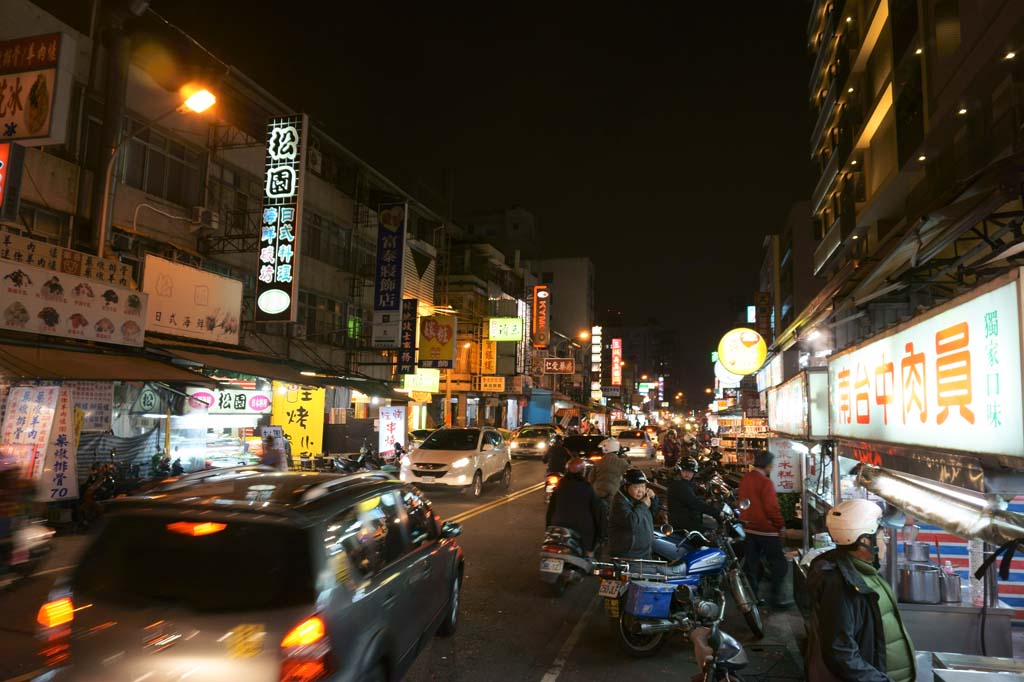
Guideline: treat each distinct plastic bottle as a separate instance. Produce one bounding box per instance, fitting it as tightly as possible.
[943,560,955,575]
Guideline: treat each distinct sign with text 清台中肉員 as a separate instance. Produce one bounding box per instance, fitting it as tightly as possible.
[378,406,406,457]
[271,382,325,459]
[256,114,308,323]
[402,367,441,393]
[532,285,550,348]
[543,357,575,374]
[185,387,272,415]
[0,33,75,146]
[371,203,407,348]
[767,438,804,494]
[418,315,457,369]
[481,340,497,375]
[828,278,1024,456]
[717,327,767,376]
[397,298,418,374]
[611,338,622,386]
[479,376,506,393]
[143,255,242,345]
[0,260,146,346]
[489,317,524,342]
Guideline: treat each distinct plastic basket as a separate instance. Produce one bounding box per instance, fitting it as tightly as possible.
[624,580,675,618]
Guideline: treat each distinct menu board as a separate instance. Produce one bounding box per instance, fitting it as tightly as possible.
[39,388,77,501]
[0,385,59,479]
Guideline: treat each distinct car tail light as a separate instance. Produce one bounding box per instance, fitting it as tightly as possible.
[37,597,74,628]
[280,615,333,682]
[589,455,602,461]
[542,545,571,554]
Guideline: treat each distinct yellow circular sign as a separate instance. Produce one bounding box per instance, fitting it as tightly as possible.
[717,328,767,376]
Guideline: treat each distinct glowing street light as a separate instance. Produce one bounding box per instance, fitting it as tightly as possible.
[181,88,217,113]
[578,330,590,341]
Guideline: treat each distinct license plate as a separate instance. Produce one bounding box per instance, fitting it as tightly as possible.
[599,579,622,598]
[540,558,564,573]
[419,475,435,483]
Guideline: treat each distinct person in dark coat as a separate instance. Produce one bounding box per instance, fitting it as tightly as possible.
[667,457,720,533]
[543,434,572,474]
[608,468,662,559]
[545,458,607,554]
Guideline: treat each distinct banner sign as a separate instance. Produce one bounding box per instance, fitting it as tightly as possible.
[481,340,497,375]
[71,381,113,432]
[828,278,1024,456]
[398,298,418,374]
[0,385,58,479]
[402,368,440,393]
[373,203,407,312]
[768,373,806,438]
[767,438,803,493]
[143,255,242,345]
[271,382,325,460]
[718,327,767,376]
[0,260,146,346]
[185,387,272,415]
[480,376,506,393]
[378,405,406,457]
[543,357,575,374]
[1,231,133,287]
[488,317,524,342]
[0,33,74,146]
[419,315,457,369]
[611,338,623,386]
[39,388,77,501]
[532,285,550,348]
[256,114,309,322]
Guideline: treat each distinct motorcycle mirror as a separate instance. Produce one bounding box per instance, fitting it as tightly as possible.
[660,523,674,536]
[738,498,751,511]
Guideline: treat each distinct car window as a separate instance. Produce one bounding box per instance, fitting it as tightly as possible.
[483,431,500,447]
[492,431,504,445]
[324,492,407,584]
[401,487,437,548]
[420,429,480,451]
[517,428,549,438]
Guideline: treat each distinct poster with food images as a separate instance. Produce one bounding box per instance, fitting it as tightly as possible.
[0,33,74,146]
[0,260,147,346]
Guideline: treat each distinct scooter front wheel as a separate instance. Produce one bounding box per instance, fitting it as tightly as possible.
[616,612,666,657]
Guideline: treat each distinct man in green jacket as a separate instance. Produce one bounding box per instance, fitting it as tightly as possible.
[805,498,915,682]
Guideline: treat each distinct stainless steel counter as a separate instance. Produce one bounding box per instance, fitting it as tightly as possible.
[915,650,1024,681]
[900,600,1016,658]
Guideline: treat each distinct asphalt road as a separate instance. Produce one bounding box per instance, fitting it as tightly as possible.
[0,457,806,681]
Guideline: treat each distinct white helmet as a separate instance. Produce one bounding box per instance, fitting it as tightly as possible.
[826,499,882,546]
[599,437,621,455]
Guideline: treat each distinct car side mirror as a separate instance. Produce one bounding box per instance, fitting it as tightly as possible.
[441,521,462,539]
[482,443,494,452]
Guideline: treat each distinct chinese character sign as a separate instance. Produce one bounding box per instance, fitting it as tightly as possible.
[419,315,457,369]
[768,375,807,438]
[767,438,803,493]
[611,338,623,386]
[38,388,77,501]
[0,33,71,146]
[488,317,524,342]
[532,285,550,349]
[255,114,308,322]
[481,340,497,375]
[69,381,113,432]
[185,387,273,415]
[271,382,325,459]
[378,406,406,457]
[398,298,418,375]
[0,385,58,480]
[373,204,407,313]
[0,260,146,346]
[543,357,575,374]
[143,255,242,345]
[480,376,506,393]
[828,280,1024,456]
[402,368,441,393]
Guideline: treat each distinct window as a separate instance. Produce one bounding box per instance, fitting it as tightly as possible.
[119,118,202,208]
[208,160,259,234]
[483,431,500,447]
[298,290,345,340]
[401,487,437,548]
[420,429,480,451]
[17,203,68,243]
[324,492,406,584]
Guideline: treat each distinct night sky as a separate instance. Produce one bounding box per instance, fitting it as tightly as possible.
[157,1,812,404]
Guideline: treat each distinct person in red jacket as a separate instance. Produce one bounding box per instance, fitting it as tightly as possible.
[737,450,792,610]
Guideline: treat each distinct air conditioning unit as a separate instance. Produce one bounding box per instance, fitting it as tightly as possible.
[190,206,219,233]
[110,232,135,253]
[290,323,307,340]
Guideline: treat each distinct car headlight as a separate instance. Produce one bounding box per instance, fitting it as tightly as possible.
[538,441,548,450]
[401,455,411,467]
[510,442,518,449]
[451,457,470,469]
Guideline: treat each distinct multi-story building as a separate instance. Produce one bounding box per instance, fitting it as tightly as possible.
[532,256,595,340]
[463,206,539,262]
[759,200,819,345]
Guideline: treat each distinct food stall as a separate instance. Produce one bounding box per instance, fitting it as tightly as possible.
[172,386,273,470]
[795,269,1024,664]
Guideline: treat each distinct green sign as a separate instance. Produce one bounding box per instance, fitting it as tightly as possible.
[488,317,525,342]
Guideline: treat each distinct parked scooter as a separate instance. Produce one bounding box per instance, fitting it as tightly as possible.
[538,525,593,597]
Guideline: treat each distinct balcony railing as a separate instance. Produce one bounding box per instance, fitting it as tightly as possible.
[813,215,844,275]
[810,79,839,155]
[811,152,839,214]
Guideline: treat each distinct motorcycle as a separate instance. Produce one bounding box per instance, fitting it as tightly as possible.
[538,525,593,597]
[591,556,748,679]
[1,518,55,588]
[544,472,562,504]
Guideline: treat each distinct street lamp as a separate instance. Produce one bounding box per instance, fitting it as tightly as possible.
[704,387,713,394]
[96,87,217,256]
[578,330,590,341]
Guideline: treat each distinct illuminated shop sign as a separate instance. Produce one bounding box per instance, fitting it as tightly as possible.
[611,338,622,386]
[532,285,550,348]
[488,317,524,342]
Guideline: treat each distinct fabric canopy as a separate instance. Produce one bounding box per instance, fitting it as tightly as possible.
[0,342,214,384]
[153,344,324,386]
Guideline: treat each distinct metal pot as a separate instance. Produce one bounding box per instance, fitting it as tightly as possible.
[903,541,931,563]
[898,564,941,604]
[940,572,962,603]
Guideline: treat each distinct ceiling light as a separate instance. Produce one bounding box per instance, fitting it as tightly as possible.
[918,155,927,162]
[848,87,855,93]
[846,16,852,23]
[915,48,923,55]
[1006,51,1017,60]
[958,107,968,115]
[852,235,860,240]
[851,160,858,165]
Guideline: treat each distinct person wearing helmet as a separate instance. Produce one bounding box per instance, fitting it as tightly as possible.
[667,457,720,533]
[737,450,790,609]
[805,499,915,682]
[545,457,607,555]
[608,468,662,559]
[661,430,682,468]
[543,434,572,475]
[591,436,629,505]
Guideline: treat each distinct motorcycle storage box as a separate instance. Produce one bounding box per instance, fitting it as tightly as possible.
[624,580,675,618]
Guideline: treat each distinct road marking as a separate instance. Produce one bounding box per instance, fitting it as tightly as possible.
[2,667,49,682]
[446,482,543,524]
[539,595,600,682]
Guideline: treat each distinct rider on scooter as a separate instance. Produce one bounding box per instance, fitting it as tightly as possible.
[608,468,663,559]
[545,457,606,556]
[543,434,572,475]
[667,457,721,534]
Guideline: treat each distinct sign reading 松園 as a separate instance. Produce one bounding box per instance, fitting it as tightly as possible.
[255,114,308,322]
[828,278,1024,456]
[184,387,273,415]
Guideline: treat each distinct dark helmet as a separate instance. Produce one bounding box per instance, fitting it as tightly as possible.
[566,457,587,476]
[753,450,775,469]
[622,468,648,486]
[679,457,699,473]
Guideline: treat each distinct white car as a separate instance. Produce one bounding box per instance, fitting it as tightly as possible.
[616,429,656,458]
[400,427,512,497]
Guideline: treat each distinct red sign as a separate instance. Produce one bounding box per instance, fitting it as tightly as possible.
[532,285,550,348]
[0,143,10,211]
[543,357,575,374]
[611,338,623,386]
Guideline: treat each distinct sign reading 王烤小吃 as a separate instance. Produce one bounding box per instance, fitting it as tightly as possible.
[255,114,308,322]
[828,276,1024,456]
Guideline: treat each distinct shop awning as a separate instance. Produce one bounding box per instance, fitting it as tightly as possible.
[0,342,214,384]
[150,340,327,387]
